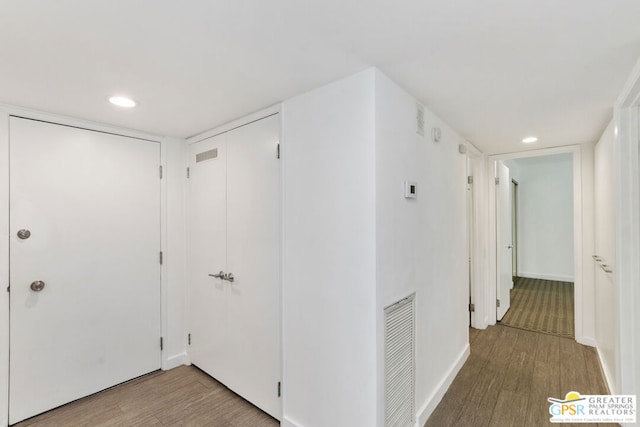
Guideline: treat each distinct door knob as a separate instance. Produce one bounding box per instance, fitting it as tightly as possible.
[17,229,31,240]
[223,273,235,283]
[208,271,225,279]
[30,280,45,292]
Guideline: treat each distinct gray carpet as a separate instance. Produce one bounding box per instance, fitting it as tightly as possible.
[500,277,574,338]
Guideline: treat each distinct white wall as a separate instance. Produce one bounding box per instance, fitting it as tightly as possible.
[281,68,471,427]
[506,154,574,282]
[281,69,378,427]
[373,71,469,425]
[161,137,188,369]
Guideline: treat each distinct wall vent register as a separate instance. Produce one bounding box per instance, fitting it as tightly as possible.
[196,148,218,163]
[384,293,416,427]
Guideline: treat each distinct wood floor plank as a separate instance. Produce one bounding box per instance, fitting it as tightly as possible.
[488,389,529,427]
[500,328,537,394]
[524,333,561,425]
[455,326,517,426]
[425,326,612,427]
[14,366,277,427]
[559,337,592,394]
[425,325,501,427]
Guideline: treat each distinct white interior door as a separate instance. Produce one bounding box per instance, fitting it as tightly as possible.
[187,114,281,420]
[226,115,281,419]
[187,133,230,384]
[9,117,161,424]
[496,161,513,320]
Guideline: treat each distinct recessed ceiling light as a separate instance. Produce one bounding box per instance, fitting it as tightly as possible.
[109,96,137,108]
[522,136,538,144]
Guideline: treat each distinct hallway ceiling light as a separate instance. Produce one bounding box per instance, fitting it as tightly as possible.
[522,136,538,144]
[109,96,137,108]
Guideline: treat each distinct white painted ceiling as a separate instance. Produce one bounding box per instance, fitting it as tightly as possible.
[2,1,640,154]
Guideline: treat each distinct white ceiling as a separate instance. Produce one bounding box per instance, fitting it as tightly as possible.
[2,1,640,154]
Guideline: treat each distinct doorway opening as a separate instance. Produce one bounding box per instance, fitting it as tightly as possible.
[494,152,576,339]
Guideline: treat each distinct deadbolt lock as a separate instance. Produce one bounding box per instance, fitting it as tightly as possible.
[17,229,31,240]
[30,280,45,292]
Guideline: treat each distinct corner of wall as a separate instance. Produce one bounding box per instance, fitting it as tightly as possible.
[372,72,471,426]
[161,137,188,370]
[281,69,378,427]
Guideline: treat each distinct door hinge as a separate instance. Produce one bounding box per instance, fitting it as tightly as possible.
[6,286,9,293]
[469,303,475,312]
[188,333,191,345]
[187,167,190,179]
[276,143,280,159]
[495,177,500,185]
[159,165,163,179]
[496,299,501,308]
[160,337,164,351]
[467,176,473,184]
[159,251,163,265]
[277,381,281,397]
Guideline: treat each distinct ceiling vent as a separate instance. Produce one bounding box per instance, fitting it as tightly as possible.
[196,148,218,163]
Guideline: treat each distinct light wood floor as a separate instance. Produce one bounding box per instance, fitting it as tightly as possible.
[425,325,615,427]
[14,366,279,427]
[13,327,614,427]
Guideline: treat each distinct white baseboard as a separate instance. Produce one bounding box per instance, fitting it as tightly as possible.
[162,351,189,371]
[576,335,596,347]
[281,416,301,427]
[595,344,617,395]
[417,343,470,426]
[517,272,574,283]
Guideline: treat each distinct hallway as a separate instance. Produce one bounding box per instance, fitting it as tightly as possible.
[425,326,613,426]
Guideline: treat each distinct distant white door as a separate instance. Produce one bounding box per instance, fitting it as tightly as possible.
[9,117,161,424]
[188,114,281,420]
[496,161,513,320]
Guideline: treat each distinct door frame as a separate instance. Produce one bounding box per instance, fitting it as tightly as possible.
[511,179,519,280]
[486,145,589,344]
[0,104,168,427]
[495,160,513,320]
[464,143,484,329]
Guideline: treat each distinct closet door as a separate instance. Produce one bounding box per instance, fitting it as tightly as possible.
[594,125,618,390]
[187,114,281,420]
[187,133,230,384]
[226,115,281,419]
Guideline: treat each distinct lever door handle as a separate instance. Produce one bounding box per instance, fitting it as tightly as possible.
[209,271,225,279]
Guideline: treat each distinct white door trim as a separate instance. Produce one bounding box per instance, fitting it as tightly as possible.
[0,105,167,427]
[485,145,588,344]
[187,104,281,145]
